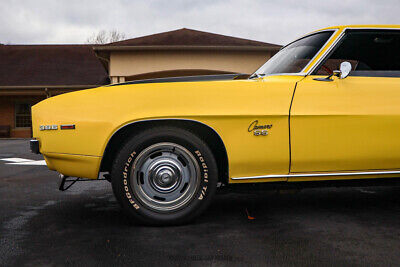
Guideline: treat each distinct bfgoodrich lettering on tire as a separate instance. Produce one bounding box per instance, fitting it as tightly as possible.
[111,126,218,225]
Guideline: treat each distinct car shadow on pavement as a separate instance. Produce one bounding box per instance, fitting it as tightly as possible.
[25,185,400,227]
[10,185,400,266]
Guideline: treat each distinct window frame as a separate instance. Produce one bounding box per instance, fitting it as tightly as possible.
[14,102,33,129]
[310,28,400,78]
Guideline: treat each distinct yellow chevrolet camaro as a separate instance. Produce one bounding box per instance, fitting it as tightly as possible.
[31,25,400,224]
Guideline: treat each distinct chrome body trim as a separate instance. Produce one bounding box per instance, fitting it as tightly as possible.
[306,29,345,75]
[231,170,400,180]
[299,29,339,74]
[261,73,307,77]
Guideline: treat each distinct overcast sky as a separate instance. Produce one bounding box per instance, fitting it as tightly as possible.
[1,0,399,46]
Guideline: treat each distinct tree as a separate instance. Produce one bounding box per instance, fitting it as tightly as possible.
[86,30,126,44]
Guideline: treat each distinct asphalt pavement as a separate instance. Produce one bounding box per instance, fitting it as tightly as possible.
[1,139,400,266]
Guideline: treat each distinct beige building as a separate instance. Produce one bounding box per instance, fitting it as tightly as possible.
[0,28,280,138]
[94,28,280,84]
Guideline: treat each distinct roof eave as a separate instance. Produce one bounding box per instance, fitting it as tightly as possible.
[93,45,281,52]
[0,84,102,90]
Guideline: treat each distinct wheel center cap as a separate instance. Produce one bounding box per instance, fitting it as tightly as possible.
[149,161,182,192]
[160,170,173,184]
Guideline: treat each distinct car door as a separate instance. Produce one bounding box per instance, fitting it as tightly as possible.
[290,29,400,174]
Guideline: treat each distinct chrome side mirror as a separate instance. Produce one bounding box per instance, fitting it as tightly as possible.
[313,61,352,82]
[338,61,352,79]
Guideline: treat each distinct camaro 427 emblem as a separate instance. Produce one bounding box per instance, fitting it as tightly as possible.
[248,120,273,136]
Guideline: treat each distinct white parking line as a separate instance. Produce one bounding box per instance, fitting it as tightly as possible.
[0,158,47,166]
[0,158,34,163]
[7,160,47,166]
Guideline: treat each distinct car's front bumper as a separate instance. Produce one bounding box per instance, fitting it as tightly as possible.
[43,152,101,179]
[30,139,40,154]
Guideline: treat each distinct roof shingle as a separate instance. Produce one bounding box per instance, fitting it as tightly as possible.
[0,45,109,87]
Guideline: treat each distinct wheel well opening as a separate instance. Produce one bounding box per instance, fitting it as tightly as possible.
[100,120,229,184]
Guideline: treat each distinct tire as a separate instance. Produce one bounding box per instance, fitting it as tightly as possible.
[111,126,218,225]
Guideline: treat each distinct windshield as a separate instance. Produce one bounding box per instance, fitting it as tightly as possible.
[253,31,334,76]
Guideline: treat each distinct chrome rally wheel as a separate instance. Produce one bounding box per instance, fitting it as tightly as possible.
[131,142,200,212]
[111,126,218,225]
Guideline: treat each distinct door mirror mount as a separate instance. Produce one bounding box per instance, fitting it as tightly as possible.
[332,70,342,78]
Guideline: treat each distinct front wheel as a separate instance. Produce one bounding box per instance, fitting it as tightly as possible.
[111,127,218,225]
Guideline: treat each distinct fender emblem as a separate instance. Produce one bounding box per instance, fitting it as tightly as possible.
[248,120,272,136]
[39,125,58,131]
[39,124,76,131]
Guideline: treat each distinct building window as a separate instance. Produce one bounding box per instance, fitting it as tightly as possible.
[15,103,32,128]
